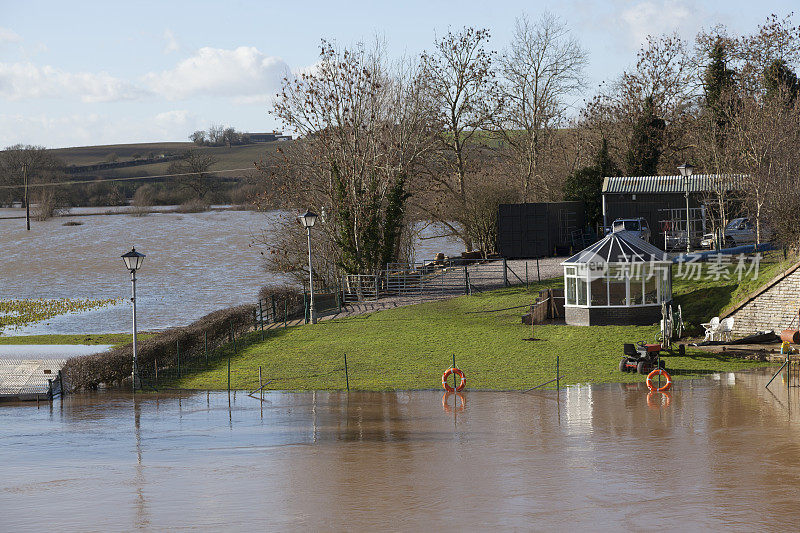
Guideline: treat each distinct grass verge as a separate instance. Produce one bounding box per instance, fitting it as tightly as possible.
[171,280,769,391]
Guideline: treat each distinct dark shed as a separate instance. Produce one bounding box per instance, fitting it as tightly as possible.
[497,202,587,258]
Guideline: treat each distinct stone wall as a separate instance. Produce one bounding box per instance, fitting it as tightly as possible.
[727,264,800,336]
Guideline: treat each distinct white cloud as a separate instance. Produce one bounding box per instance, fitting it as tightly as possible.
[144,46,290,101]
[163,29,179,54]
[0,27,22,44]
[619,1,694,47]
[0,110,202,148]
[0,62,149,102]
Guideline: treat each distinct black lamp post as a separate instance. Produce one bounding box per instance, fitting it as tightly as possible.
[122,247,145,390]
[298,210,318,324]
[677,163,695,253]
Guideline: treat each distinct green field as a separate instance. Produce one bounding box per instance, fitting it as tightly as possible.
[171,279,770,392]
[50,142,278,179]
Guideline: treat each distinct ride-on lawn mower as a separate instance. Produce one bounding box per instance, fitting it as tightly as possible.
[619,342,666,375]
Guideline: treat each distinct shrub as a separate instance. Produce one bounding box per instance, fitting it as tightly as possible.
[176,198,210,213]
[63,304,255,391]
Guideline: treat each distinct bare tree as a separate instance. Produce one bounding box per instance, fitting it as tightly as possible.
[582,33,698,172]
[167,150,218,200]
[420,27,500,250]
[0,145,65,221]
[263,40,436,281]
[496,13,587,202]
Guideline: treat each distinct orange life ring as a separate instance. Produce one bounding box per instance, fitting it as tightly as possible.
[442,367,466,392]
[442,392,466,413]
[647,391,672,408]
[646,368,672,391]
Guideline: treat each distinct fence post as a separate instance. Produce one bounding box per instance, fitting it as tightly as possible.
[536,257,541,282]
[303,291,309,324]
[230,320,237,354]
[337,287,342,313]
[227,354,231,392]
[259,366,262,400]
[259,300,264,331]
[344,353,350,392]
[464,266,469,295]
[556,356,560,390]
[503,258,509,287]
[177,340,181,379]
[204,331,208,367]
[526,262,529,290]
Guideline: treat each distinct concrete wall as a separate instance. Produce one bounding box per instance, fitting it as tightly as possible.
[728,265,800,335]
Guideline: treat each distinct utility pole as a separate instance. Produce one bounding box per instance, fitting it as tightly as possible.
[22,163,30,231]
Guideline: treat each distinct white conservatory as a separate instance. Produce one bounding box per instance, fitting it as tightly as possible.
[561,231,672,326]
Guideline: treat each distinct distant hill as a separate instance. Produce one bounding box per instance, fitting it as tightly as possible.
[49,141,286,179]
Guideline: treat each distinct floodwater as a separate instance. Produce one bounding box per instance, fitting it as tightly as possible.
[3,370,800,530]
[0,208,462,335]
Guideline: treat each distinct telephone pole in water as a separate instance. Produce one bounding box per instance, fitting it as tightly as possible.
[22,163,30,231]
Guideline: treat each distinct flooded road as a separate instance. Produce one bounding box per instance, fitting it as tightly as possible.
[0,209,462,335]
[3,370,800,530]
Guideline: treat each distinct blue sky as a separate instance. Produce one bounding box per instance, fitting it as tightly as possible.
[1,0,796,148]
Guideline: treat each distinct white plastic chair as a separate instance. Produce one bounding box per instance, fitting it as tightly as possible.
[718,317,734,342]
[702,317,720,342]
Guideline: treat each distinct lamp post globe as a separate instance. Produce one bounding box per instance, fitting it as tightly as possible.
[121,247,145,390]
[298,210,318,324]
[677,163,694,254]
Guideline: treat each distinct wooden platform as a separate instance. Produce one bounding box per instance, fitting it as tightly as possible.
[692,342,785,362]
[0,359,66,401]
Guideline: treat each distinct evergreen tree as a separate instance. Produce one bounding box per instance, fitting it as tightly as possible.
[704,39,736,128]
[765,58,800,103]
[564,138,619,228]
[625,96,665,176]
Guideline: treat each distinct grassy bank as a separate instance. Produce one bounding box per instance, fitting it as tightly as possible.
[0,333,148,346]
[673,250,797,328]
[172,280,768,391]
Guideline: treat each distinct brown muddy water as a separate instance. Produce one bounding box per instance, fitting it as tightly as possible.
[0,209,462,335]
[3,370,800,531]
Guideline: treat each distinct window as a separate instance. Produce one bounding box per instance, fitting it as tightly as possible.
[577,278,588,306]
[644,275,658,304]
[630,275,644,305]
[566,276,577,305]
[591,277,608,306]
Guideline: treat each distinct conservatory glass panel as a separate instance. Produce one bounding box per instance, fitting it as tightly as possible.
[591,277,608,306]
[644,275,658,304]
[577,278,588,306]
[630,276,644,305]
[566,276,577,305]
[608,277,627,306]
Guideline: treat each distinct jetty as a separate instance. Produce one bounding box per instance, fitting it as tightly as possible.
[0,359,66,402]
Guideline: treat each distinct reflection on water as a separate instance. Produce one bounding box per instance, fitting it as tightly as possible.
[0,211,463,335]
[4,370,800,530]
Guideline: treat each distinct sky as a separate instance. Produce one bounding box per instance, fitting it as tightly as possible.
[1,0,797,148]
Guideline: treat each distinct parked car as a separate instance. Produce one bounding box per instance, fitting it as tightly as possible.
[700,217,770,249]
[609,218,651,242]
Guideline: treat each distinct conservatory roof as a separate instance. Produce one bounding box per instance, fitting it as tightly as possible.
[562,231,669,264]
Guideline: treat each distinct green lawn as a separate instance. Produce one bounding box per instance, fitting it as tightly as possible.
[173,280,769,392]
